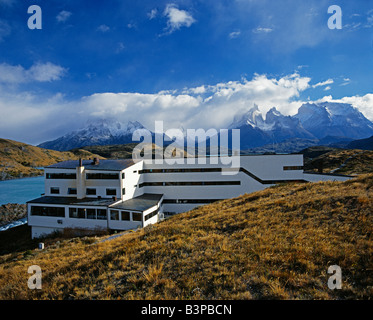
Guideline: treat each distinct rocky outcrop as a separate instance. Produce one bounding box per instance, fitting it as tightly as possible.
[0,203,27,227]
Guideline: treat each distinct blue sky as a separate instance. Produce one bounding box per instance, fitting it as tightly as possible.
[0,0,372,144]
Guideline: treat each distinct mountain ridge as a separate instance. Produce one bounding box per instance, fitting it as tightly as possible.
[36,102,373,152]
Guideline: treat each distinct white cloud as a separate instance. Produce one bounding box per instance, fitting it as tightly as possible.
[252,27,273,34]
[366,10,373,28]
[324,86,331,91]
[0,0,15,6]
[229,30,241,39]
[2,72,372,145]
[0,62,67,84]
[316,94,373,121]
[97,24,110,32]
[163,4,196,34]
[0,19,11,42]
[148,9,158,20]
[56,11,72,23]
[312,79,334,88]
[340,78,351,86]
[75,73,311,131]
[115,42,125,53]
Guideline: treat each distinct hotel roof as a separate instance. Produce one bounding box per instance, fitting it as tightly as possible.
[46,159,135,171]
[110,193,163,212]
[27,196,117,207]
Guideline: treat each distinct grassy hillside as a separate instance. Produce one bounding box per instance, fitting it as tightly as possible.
[0,174,372,300]
[0,138,104,180]
[302,147,373,175]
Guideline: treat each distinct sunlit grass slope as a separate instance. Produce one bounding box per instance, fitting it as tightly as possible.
[0,174,372,299]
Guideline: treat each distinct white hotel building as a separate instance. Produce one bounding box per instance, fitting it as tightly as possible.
[27,155,351,238]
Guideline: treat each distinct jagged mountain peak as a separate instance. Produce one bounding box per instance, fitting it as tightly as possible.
[230,104,264,129]
[295,102,373,139]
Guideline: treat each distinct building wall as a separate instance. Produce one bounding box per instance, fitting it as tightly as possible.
[121,161,144,201]
[45,168,122,199]
[139,154,304,213]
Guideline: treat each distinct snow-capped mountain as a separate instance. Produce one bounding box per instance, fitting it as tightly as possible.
[227,102,373,150]
[294,102,373,139]
[38,119,151,151]
[38,102,373,152]
[228,105,316,149]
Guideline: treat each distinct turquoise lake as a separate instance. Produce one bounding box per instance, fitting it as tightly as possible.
[0,176,44,205]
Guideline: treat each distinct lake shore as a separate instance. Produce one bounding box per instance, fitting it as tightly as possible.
[0,170,43,181]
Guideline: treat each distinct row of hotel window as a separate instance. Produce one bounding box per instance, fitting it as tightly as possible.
[138,181,240,187]
[50,187,124,196]
[138,166,303,174]
[30,206,158,222]
[46,173,124,179]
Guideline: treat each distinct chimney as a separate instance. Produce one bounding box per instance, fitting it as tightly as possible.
[79,158,83,167]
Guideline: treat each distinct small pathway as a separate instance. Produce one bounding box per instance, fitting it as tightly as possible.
[330,151,365,173]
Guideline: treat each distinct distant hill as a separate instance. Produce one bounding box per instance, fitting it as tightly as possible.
[242,138,319,154]
[72,143,189,159]
[345,135,373,150]
[0,174,372,299]
[0,138,104,180]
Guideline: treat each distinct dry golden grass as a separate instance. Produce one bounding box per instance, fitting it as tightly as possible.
[0,174,372,300]
[0,138,104,180]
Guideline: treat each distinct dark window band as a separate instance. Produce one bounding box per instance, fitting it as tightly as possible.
[86,173,119,180]
[139,181,240,188]
[46,173,76,179]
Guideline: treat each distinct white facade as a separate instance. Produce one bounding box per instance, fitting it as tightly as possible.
[27,155,351,238]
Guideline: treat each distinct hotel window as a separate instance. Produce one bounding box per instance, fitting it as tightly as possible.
[87,208,96,219]
[69,208,86,219]
[283,166,304,171]
[122,172,125,179]
[31,206,65,217]
[69,208,77,218]
[110,210,119,220]
[97,209,107,220]
[106,188,117,196]
[77,208,86,219]
[50,187,60,194]
[68,188,77,195]
[86,173,119,180]
[122,188,125,195]
[132,212,142,221]
[86,188,96,195]
[46,173,76,179]
[121,211,130,221]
